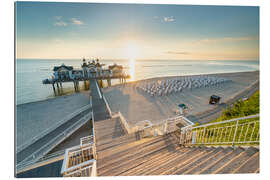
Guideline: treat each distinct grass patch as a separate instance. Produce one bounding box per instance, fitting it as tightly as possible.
[214,90,259,122]
[190,91,260,145]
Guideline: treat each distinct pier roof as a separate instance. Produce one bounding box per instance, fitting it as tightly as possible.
[108,64,123,70]
[53,64,73,71]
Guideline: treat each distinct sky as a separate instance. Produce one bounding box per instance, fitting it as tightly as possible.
[16,2,259,60]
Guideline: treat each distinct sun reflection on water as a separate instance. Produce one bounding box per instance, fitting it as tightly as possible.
[129,59,135,81]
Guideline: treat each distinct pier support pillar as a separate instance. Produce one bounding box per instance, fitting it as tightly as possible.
[76,81,80,92]
[73,81,77,92]
[52,83,56,95]
[107,79,112,87]
[56,82,60,94]
[84,80,87,90]
[98,80,103,88]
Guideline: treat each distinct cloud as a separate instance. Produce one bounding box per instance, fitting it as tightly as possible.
[54,21,67,26]
[54,16,62,20]
[163,16,175,22]
[53,17,84,27]
[70,18,84,25]
[166,51,190,55]
[198,36,258,44]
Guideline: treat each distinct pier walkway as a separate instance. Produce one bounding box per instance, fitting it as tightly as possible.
[89,79,111,121]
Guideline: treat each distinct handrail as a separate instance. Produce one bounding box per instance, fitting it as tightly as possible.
[186,114,259,130]
[102,92,112,117]
[80,135,94,147]
[64,159,96,175]
[179,114,260,146]
[17,112,92,170]
[39,149,65,161]
[16,149,65,173]
[63,160,96,177]
[17,104,91,153]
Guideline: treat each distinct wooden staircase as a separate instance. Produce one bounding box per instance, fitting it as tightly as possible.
[95,132,259,176]
[93,116,259,176]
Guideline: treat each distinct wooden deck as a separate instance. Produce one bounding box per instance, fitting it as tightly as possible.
[94,130,259,176]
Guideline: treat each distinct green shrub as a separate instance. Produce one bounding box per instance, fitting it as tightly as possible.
[215,91,259,122]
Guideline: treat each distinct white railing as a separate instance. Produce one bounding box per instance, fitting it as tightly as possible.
[179,114,260,146]
[63,159,97,177]
[80,135,94,147]
[16,112,92,171]
[17,104,91,153]
[61,143,96,177]
[102,92,112,117]
[63,160,97,177]
[113,111,194,138]
[116,112,194,138]
[61,112,97,177]
[135,116,194,138]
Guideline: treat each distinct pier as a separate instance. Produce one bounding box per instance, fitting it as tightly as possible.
[42,59,130,95]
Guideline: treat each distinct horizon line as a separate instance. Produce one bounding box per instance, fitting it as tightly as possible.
[16,58,260,61]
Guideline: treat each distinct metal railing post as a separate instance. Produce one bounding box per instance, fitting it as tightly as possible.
[232,119,239,147]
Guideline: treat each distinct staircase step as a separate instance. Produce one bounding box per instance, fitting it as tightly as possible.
[97,132,136,146]
[98,136,177,175]
[161,146,213,175]
[125,146,191,176]
[144,147,206,175]
[174,147,224,175]
[97,135,175,167]
[183,147,226,174]
[97,135,167,161]
[97,134,137,152]
[214,147,259,174]
[95,128,126,142]
[233,150,259,174]
[101,142,182,176]
[198,147,245,174]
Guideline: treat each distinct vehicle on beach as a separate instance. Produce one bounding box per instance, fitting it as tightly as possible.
[209,95,221,104]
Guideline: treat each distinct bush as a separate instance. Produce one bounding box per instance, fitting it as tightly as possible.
[215,91,259,122]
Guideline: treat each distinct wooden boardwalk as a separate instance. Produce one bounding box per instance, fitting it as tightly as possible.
[95,131,259,176]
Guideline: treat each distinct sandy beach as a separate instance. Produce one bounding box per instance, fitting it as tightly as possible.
[16,91,90,148]
[103,71,259,126]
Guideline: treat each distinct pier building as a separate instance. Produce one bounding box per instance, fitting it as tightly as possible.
[42,59,130,95]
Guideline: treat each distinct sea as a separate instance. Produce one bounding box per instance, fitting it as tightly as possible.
[16,59,259,105]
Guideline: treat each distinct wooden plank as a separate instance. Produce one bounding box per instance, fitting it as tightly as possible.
[99,136,182,176]
[121,145,190,176]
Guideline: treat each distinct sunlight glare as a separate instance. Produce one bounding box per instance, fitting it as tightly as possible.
[125,42,139,60]
[129,58,135,81]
